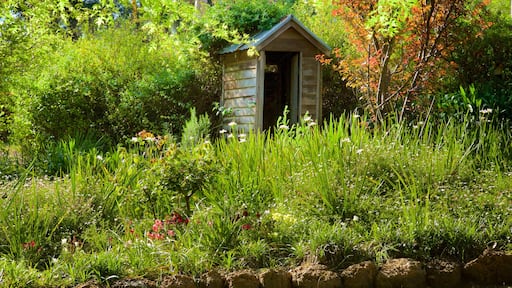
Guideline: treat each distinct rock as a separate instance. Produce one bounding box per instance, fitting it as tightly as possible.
[425,259,461,288]
[463,249,512,285]
[375,258,426,288]
[290,263,342,288]
[259,269,292,288]
[74,280,103,288]
[341,261,377,288]
[198,270,225,288]
[160,275,196,288]
[226,270,260,288]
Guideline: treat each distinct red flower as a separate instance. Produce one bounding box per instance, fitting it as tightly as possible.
[241,224,252,230]
[22,240,36,250]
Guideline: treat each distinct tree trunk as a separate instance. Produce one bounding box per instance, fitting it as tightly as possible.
[376,39,394,118]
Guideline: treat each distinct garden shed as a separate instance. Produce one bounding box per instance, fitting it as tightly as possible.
[219,14,331,131]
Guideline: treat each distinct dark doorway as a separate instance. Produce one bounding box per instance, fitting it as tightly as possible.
[263,52,300,130]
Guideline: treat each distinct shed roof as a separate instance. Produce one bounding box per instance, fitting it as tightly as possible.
[219,14,331,56]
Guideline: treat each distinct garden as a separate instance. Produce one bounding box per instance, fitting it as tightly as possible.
[1,0,512,287]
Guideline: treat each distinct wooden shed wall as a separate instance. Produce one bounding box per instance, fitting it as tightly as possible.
[301,56,321,120]
[222,52,259,131]
[263,28,319,57]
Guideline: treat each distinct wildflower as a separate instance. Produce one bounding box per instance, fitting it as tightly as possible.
[356,149,364,154]
[480,108,493,114]
[96,155,103,161]
[131,137,139,143]
[23,240,36,250]
[308,121,317,127]
[167,230,176,237]
[239,133,246,138]
[228,121,237,127]
[279,124,289,130]
[227,133,234,139]
[303,115,312,122]
[353,215,359,221]
[147,232,164,240]
[242,224,252,230]
[219,129,227,134]
[152,219,163,232]
[239,138,247,143]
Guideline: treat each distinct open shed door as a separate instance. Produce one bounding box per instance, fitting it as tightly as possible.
[263,52,300,130]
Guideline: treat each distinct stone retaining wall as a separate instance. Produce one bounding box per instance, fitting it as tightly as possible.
[78,249,512,288]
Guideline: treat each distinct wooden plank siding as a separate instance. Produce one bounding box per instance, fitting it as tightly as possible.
[222,55,258,130]
[300,56,320,119]
[263,29,318,56]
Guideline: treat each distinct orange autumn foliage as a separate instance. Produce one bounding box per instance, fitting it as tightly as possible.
[322,0,492,120]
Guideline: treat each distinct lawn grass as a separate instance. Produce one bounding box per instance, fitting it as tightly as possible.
[0,114,511,286]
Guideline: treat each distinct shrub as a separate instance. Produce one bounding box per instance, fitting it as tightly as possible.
[6,20,218,153]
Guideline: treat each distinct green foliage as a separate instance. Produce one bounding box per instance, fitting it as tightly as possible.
[449,14,512,120]
[24,23,208,145]
[198,0,292,52]
[157,140,217,216]
[181,108,211,148]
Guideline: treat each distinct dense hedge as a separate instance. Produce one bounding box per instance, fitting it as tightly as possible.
[23,25,219,144]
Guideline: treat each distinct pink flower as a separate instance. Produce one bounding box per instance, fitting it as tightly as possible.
[167,230,175,237]
[152,219,163,232]
[147,232,164,240]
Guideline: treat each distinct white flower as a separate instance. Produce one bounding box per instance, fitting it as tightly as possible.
[96,155,103,161]
[228,121,237,127]
[480,108,493,114]
[239,133,246,138]
[279,124,289,130]
[227,133,234,139]
[239,138,247,143]
[219,129,227,134]
[131,137,139,143]
[303,115,312,122]
[308,121,317,127]
[356,149,363,154]
[353,215,359,221]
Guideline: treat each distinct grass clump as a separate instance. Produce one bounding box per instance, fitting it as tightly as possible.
[0,113,511,286]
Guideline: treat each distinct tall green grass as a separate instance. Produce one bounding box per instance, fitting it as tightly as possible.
[0,114,511,285]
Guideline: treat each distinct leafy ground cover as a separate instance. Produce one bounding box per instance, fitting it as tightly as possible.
[0,113,511,287]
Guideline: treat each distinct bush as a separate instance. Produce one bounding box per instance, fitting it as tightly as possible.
[4,20,218,152]
[449,14,512,120]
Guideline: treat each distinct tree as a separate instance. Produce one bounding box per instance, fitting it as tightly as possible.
[321,0,491,121]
